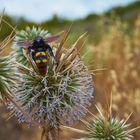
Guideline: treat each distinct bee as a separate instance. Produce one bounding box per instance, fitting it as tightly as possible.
[17,35,59,76]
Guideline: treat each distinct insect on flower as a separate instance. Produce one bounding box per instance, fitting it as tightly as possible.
[17,35,59,76]
[10,27,94,131]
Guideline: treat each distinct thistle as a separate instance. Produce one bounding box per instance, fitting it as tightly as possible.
[82,117,134,140]
[7,27,94,139]
[0,15,16,101]
[76,105,137,140]
[0,55,15,100]
[64,111,137,140]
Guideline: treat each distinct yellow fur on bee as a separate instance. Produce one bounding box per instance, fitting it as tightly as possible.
[35,52,41,57]
[41,52,46,56]
[35,60,41,64]
[35,52,46,57]
[42,59,48,63]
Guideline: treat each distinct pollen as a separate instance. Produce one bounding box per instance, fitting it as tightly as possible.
[42,59,48,63]
[35,59,41,64]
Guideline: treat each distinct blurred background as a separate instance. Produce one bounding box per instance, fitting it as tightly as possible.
[0,0,140,139]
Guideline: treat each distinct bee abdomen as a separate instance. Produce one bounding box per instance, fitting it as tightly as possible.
[33,51,48,76]
[34,51,48,64]
[37,64,47,76]
[35,58,48,64]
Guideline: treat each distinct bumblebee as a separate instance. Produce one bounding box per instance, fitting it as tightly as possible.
[17,35,59,76]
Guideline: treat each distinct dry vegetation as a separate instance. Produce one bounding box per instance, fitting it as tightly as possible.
[90,15,140,139]
[0,14,140,139]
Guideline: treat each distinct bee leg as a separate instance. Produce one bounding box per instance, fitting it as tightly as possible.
[47,46,58,65]
[27,47,33,58]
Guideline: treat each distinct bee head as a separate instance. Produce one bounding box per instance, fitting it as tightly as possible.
[33,37,45,46]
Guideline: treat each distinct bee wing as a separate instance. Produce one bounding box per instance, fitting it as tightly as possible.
[44,35,60,43]
[17,41,32,48]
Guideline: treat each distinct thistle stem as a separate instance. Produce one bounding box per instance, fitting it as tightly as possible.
[41,127,59,140]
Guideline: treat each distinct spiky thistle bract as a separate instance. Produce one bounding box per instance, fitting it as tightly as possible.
[0,17,16,101]
[0,56,15,100]
[59,105,137,140]
[8,27,94,129]
[78,105,136,140]
[84,117,133,140]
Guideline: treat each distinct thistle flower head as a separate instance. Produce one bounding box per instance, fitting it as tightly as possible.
[0,56,16,100]
[0,17,16,101]
[79,107,136,140]
[8,27,94,128]
[85,117,133,140]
